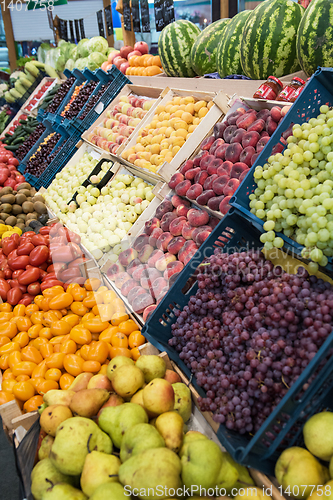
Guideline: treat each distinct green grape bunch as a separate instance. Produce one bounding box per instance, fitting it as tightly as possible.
[250,104,333,273]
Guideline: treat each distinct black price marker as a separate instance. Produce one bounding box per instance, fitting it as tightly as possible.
[69,20,75,43]
[140,0,150,32]
[79,19,86,39]
[154,0,165,32]
[63,20,69,41]
[74,19,81,42]
[132,0,141,32]
[164,0,175,25]
[97,10,105,37]
[104,5,113,37]
[123,0,132,31]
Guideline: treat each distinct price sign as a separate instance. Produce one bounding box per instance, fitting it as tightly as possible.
[131,0,141,32]
[74,19,81,42]
[104,5,113,36]
[164,0,175,25]
[79,19,86,39]
[154,0,165,31]
[69,20,75,43]
[140,0,150,32]
[123,0,132,31]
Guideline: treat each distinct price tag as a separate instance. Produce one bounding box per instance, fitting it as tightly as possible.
[104,5,113,36]
[79,18,86,39]
[69,20,75,43]
[154,0,165,32]
[131,0,141,32]
[140,0,150,32]
[123,0,132,31]
[74,19,81,42]
[97,10,106,37]
[164,0,175,25]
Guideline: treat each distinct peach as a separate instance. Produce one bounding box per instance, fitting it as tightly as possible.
[132,264,149,282]
[236,111,257,129]
[200,135,215,150]
[179,159,194,175]
[197,190,215,206]
[147,249,165,267]
[230,128,246,144]
[143,304,157,322]
[271,106,282,123]
[168,172,184,190]
[163,260,184,280]
[194,170,209,186]
[266,116,277,135]
[186,183,202,200]
[251,153,260,166]
[151,277,168,299]
[230,162,249,179]
[212,176,229,196]
[127,258,142,276]
[167,236,186,255]
[187,208,209,227]
[215,143,229,160]
[118,248,138,267]
[138,244,155,263]
[155,252,177,271]
[247,118,265,134]
[185,167,201,180]
[193,151,208,166]
[223,125,237,143]
[182,221,195,240]
[121,278,139,297]
[225,143,243,163]
[132,293,155,314]
[239,169,249,182]
[140,268,162,290]
[169,216,187,236]
[214,122,228,139]
[171,194,190,208]
[176,204,190,217]
[87,374,113,391]
[219,196,232,215]
[107,262,125,280]
[271,143,284,155]
[256,136,270,153]
[160,212,177,232]
[164,369,181,384]
[155,200,173,219]
[144,217,160,236]
[209,138,225,156]
[192,225,212,243]
[184,247,199,265]
[209,217,220,229]
[200,155,215,171]
[178,240,198,263]
[97,394,124,417]
[115,272,132,290]
[204,174,219,191]
[149,228,163,247]
[127,286,147,305]
[227,109,246,125]
[257,109,270,121]
[239,147,255,167]
[223,178,240,196]
[156,232,173,252]
[208,195,225,212]
[207,158,223,176]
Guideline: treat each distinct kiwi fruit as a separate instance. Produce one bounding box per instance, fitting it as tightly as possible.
[16,183,31,191]
[1,204,12,214]
[26,212,37,220]
[34,201,47,215]
[17,214,26,221]
[5,216,17,227]
[12,205,23,215]
[15,222,25,231]
[0,213,8,221]
[22,202,34,214]
[0,187,13,195]
[19,190,32,198]
[1,194,15,205]
[32,195,45,204]
[15,193,27,205]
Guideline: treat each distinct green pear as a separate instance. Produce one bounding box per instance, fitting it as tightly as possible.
[172,383,192,422]
[181,439,223,490]
[120,423,165,462]
[135,355,166,382]
[80,451,121,497]
[223,452,254,492]
[43,390,75,407]
[107,356,134,381]
[50,416,112,476]
[234,486,271,500]
[155,411,184,454]
[304,412,333,461]
[98,402,148,448]
[308,480,333,500]
[112,365,145,398]
[275,447,326,499]
[89,482,128,500]
[38,403,48,415]
[69,388,110,418]
[31,458,75,500]
[179,431,208,457]
[216,452,239,492]
[40,404,73,436]
[119,448,182,500]
[38,435,54,461]
[41,483,87,499]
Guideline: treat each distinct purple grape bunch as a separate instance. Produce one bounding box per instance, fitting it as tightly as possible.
[169,249,333,435]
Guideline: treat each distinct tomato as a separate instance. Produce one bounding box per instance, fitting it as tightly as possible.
[8,157,19,167]
[16,317,32,332]
[118,319,138,335]
[45,353,65,369]
[49,223,63,237]
[47,263,67,274]
[0,278,10,300]
[7,287,22,305]
[64,277,86,287]
[18,295,33,306]
[23,395,44,412]
[17,242,34,256]
[7,249,17,263]
[39,270,48,280]
[63,354,84,377]
[9,255,30,270]
[42,272,57,281]
[59,373,74,390]
[4,268,12,280]
[21,232,35,239]
[0,391,15,405]
[84,278,101,291]
[27,282,41,296]
[2,236,19,256]
[128,331,145,349]
[18,267,41,285]
[12,269,24,279]
[40,280,64,292]
[49,292,73,309]
[29,245,49,267]
[68,257,89,269]
[59,267,81,282]
[31,235,48,247]
[111,332,128,348]
[88,341,109,364]
[109,346,132,359]
[84,316,110,333]
[40,343,53,359]
[37,380,59,394]
[39,227,50,235]
[21,345,43,364]
[12,381,35,401]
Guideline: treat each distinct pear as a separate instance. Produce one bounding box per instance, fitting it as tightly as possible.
[98,402,148,449]
[164,369,181,384]
[234,486,271,500]
[143,379,174,415]
[38,403,48,415]
[89,482,128,500]
[222,452,254,492]
[308,480,333,500]
[107,356,134,381]
[304,412,333,461]
[69,388,110,418]
[181,439,223,490]
[131,389,156,418]
[50,416,112,476]
[179,431,208,457]
[119,448,182,500]
[136,355,166,382]
[43,390,75,407]
[80,451,121,497]
[31,458,75,500]
[97,393,124,417]
[112,365,145,398]
[172,383,192,422]
[68,373,94,392]
[38,435,54,461]
[155,411,184,454]
[87,374,113,391]
[40,404,73,437]
[120,423,165,462]
[41,483,87,499]
[275,447,327,499]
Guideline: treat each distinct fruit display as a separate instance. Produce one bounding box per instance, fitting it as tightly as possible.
[168,104,289,216]
[102,41,151,74]
[250,104,333,269]
[1,113,28,138]
[0,283,144,411]
[23,79,57,113]
[86,94,156,154]
[158,20,201,78]
[77,82,112,122]
[45,76,76,115]
[190,19,230,76]
[56,171,155,260]
[216,10,252,78]
[61,80,99,120]
[106,196,219,320]
[16,123,46,161]
[2,116,39,153]
[121,95,213,174]
[24,132,61,177]
[125,54,163,77]
[43,152,100,214]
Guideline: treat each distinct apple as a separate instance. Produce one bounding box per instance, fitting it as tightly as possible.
[128,50,142,60]
[114,57,127,69]
[108,50,120,64]
[134,41,149,54]
[120,61,130,74]
[120,45,134,59]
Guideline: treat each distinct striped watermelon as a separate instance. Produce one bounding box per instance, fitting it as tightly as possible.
[216,11,252,78]
[296,0,333,76]
[158,20,201,78]
[240,0,304,80]
[190,19,230,76]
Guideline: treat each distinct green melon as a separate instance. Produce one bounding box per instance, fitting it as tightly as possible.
[296,0,333,76]
[190,19,230,76]
[216,10,252,78]
[158,20,201,78]
[240,0,304,80]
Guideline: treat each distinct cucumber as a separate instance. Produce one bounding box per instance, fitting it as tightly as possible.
[12,136,25,145]
[22,126,34,133]
[4,144,20,151]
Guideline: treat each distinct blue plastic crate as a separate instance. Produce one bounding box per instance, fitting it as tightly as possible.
[231,67,333,268]
[18,118,54,173]
[142,208,333,475]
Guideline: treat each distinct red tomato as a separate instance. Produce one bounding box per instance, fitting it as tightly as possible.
[49,223,63,237]
[17,243,34,256]
[0,271,5,280]
[2,237,18,256]
[42,272,57,281]
[7,249,18,263]
[29,246,49,267]
[19,295,33,306]
[0,279,10,300]
[47,263,67,274]
[18,267,40,285]
[59,268,81,282]
[68,257,89,269]
[31,235,48,247]
[21,232,35,239]
[9,255,30,271]
[40,280,64,292]
[50,245,77,263]
[27,282,41,296]
[49,236,67,246]
[8,158,19,167]
[0,154,9,162]
[7,287,22,305]
[67,231,81,244]
[39,227,50,235]
[4,268,12,280]
[8,280,26,294]
[39,270,48,280]
[12,269,24,279]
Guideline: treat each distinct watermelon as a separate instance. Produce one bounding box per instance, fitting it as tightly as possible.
[296,0,333,76]
[190,19,230,76]
[158,20,201,78]
[240,0,304,80]
[216,11,252,78]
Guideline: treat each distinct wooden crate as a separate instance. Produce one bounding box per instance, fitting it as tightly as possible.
[21,77,60,117]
